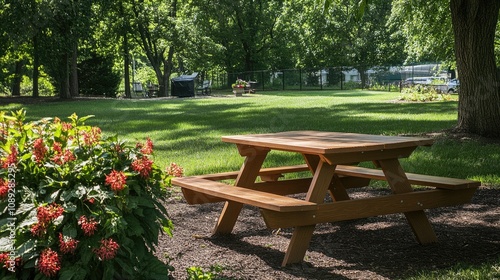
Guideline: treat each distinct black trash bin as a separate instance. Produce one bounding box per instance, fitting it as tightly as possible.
[171,73,198,97]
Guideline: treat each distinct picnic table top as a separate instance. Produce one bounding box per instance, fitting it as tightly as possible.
[222,130,434,155]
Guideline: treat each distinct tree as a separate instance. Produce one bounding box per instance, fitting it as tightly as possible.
[450,0,500,137]
[186,0,285,73]
[328,0,405,88]
[129,0,178,97]
[325,0,500,137]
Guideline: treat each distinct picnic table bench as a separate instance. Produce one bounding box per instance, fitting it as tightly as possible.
[171,131,480,266]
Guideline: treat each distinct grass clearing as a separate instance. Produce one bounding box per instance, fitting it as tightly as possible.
[5,90,498,186]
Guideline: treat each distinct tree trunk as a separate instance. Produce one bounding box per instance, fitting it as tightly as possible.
[121,2,131,99]
[12,60,24,96]
[33,33,39,97]
[450,0,500,137]
[357,66,368,89]
[162,46,175,97]
[59,53,71,99]
[123,36,131,98]
[70,42,79,97]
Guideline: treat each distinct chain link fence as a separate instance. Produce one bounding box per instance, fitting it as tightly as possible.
[204,63,451,92]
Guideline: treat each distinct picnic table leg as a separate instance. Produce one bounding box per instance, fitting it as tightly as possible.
[282,160,336,266]
[303,154,351,201]
[213,146,269,235]
[377,158,437,244]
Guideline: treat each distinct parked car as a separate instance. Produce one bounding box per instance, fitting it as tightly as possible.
[403,77,448,92]
[447,79,460,93]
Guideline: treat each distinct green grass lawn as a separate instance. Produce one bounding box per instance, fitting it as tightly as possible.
[3,90,499,186]
[2,89,499,278]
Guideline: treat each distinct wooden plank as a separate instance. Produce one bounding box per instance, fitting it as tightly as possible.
[328,175,351,201]
[222,131,434,155]
[181,176,367,204]
[282,225,315,266]
[181,188,226,204]
[195,171,239,180]
[378,158,437,244]
[194,164,310,181]
[261,188,477,229]
[257,164,310,176]
[321,147,416,165]
[215,147,267,234]
[251,178,312,195]
[172,177,317,212]
[335,165,481,189]
[282,160,335,266]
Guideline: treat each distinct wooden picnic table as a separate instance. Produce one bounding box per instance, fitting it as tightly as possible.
[172,131,480,266]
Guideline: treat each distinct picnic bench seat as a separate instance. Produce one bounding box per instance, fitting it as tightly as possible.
[196,80,211,95]
[334,165,480,189]
[172,163,479,216]
[172,176,317,212]
[192,164,480,190]
[194,164,310,181]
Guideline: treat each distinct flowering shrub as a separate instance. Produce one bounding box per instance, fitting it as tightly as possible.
[0,110,181,279]
[231,78,249,88]
[399,85,453,102]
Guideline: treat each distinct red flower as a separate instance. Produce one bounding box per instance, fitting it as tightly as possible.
[78,215,98,236]
[59,233,79,254]
[0,252,20,272]
[138,137,154,154]
[61,122,72,131]
[62,150,76,162]
[0,252,9,269]
[105,170,127,192]
[52,142,62,153]
[30,223,46,237]
[37,203,64,225]
[0,178,8,199]
[93,238,120,261]
[131,156,153,178]
[82,127,101,146]
[3,145,18,168]
[51,142,76,165]
[166,162,183,177]
[33,138,47,163]
[0,252,8,264]
[37,248,61,277]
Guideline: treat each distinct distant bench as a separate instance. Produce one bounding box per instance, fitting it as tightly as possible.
[196,80,211,95]
[172,164,480,214]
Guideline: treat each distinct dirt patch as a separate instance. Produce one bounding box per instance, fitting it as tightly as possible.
[158,187,499,279]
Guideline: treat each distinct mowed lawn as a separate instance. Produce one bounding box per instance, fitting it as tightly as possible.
[3,90,499,186]
[2,89,500,278]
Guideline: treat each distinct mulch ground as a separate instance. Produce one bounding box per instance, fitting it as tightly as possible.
[158,187,499,279]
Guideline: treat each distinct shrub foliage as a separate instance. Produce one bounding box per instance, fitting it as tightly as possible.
[399,85,453,102]
[0,110,177,279]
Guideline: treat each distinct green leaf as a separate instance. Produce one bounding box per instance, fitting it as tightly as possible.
[138,255,172,279]
[114,257,135,277]
[62,224,78,238]
[77,115,95,124]
[15,203,35,216]
[123,215,144,236]
[103,261,115,279]
[17,208,38,228]
[0,237,13,252]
